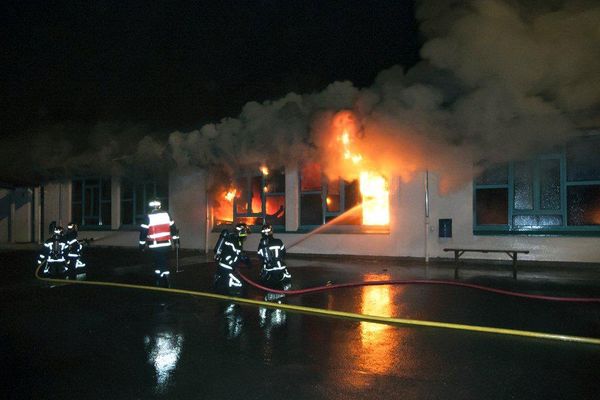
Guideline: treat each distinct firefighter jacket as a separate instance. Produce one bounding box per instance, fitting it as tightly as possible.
[64,229,82,258]
[257,236,287,271]
[217,235,245,271]
[139,210,179,249]
[37,236,68,265]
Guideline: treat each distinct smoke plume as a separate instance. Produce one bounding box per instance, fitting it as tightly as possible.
[3,0,598,193]
[166,0,599,193]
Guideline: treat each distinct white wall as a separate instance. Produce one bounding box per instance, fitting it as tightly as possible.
[43,182,71,232]
[13,188,32,243]
[169,168,208,251]
[0,187,39,243]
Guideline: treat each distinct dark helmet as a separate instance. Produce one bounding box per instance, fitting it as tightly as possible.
[66,222,77,231]
[235,223,250,237]
[52,226,64,238]
[261,224,273,237]
[48,221,57,235]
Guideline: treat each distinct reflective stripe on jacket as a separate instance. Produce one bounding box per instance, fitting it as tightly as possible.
[140,210,177,249]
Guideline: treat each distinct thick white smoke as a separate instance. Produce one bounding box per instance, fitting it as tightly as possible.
[166,0,599,193]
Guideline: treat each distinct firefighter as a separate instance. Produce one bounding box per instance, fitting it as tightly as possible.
[257,224,291,289]
[214,222,250,291]
[37,225,68,275]
[65,222,86,273]
[139,199,180,280]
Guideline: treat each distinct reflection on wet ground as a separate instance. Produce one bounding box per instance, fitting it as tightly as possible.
[2,248,600,399]
[145,329,184,394]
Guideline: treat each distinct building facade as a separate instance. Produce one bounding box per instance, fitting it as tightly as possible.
[2,133,600,264]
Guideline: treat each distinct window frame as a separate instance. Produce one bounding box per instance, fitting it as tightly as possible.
[299,169,364,230]
[71,177,112,230]
[474,139,600,235]
[226,169,286,232]
[120,178,169,229]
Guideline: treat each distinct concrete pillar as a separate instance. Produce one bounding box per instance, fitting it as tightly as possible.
[33,187,41,243]
[169,168,207,251]
[393,173,426,258]
[111,176,121,230]
[285,166,299,232]
[43,181,71,231]
[13,188,32,243]
[0,189,11,243]
[9,191,15,243]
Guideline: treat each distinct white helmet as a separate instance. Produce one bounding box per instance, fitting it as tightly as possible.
[148,199,161,209]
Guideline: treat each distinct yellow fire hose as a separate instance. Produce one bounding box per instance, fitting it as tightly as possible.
[34,265,600,346]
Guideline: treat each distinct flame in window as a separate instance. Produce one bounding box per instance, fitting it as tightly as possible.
[336,128,389,225]
[360,171,389,225]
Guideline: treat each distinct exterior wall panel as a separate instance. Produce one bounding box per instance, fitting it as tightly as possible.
[15,169,600,263]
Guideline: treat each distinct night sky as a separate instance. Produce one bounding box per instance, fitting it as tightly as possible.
[1,0,420,138]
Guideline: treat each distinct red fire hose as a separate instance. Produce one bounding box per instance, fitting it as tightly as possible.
[237,270,600,303]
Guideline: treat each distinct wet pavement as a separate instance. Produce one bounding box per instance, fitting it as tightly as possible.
[2,246,600,399]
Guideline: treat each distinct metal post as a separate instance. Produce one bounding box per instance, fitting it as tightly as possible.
[175,243,180,273]
[424,171,430,263]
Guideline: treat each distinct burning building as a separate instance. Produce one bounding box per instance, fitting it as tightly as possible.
[2,124,600,265]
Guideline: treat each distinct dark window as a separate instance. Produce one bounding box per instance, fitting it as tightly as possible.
[71,178,112,228]
[120,177,169,226]
[474,163,509,228]
[300,194,323,226]
[475,188,508,225]
[567,186,600,226]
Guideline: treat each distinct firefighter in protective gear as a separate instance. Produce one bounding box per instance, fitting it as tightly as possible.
[214,222,250,291]
[37,225,68,275]
[257,224,291,289]
[65,222,86,272]
[139,199,180,279]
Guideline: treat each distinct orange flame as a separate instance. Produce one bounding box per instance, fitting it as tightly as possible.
[335,125,389,226]
[339,130,363,164]
[360,171,389,225]
[213,188,236,225]
[224,189,236,202]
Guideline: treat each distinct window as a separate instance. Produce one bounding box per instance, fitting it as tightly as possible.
[121,178,169,226]
[474,134,600,234]
[224,169,285,229]
[299,163,362,227]
[72,178,111,228]
[566,135,600,226]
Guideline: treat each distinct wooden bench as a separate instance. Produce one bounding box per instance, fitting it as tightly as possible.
[443,248,530,279]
